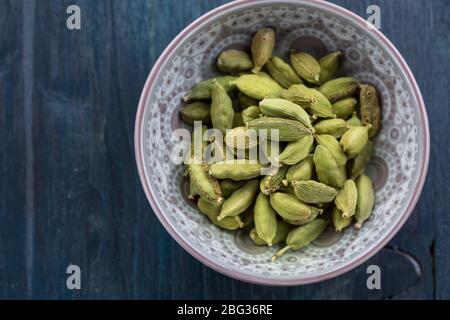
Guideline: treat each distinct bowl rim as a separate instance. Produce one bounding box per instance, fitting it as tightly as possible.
[134,0,430,286]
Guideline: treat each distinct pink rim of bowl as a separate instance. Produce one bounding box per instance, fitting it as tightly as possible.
[134,0,430,286]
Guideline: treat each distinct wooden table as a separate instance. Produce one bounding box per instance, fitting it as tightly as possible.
[0,0,448,299]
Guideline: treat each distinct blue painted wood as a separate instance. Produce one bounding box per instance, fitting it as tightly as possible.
[0,0,448,299]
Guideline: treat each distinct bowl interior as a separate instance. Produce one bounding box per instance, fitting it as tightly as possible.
[136,0,428,285]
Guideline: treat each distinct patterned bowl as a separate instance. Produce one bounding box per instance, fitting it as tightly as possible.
[135,0,429,285]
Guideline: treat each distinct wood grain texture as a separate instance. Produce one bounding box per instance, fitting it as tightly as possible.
[0,0,448,299]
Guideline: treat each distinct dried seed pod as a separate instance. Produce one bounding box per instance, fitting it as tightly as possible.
[340,125,371,159]
[251,28,275,73]
[335,179,358,218]
[259,98,314,131]
[291,180,337,204]
[246,117,311,142]
[315,134,347,166]
[359,84,381,137]
[210,79,235,134]
[266,56,303,88]
[278,135,314,165]
[225,126,258,150]
[260,165,289,195]
[347,111,362,127]
[231,74,282,100]
[314,119,349,138]
[254,192,278,246]
[272,219,328,260]
[283,156,314,185]
[313,145,347,188]
[217,49,253,73]
[280,85,335,118]
[219,179,246,198]
[198,197,243,230]
[270,192,322,221]
[332,97,357,120]
[218,180,259,220]
[355,174,375,229]
[181,102,211,124]
[241,105,261,123]
[189,161,223,203]
[250,221,292,246]
[348,141,374,179]
[290,52,321,84]
[183,76,237,102]
[318,51,341,84]
[318,77,359,102]
[209,160,264,181]
[331,206,352,232]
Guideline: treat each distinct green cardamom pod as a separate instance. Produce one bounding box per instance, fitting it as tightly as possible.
[250,221,291,246]
[315,134,347,166]
[246,117,310,142]
[272,219,328,260]
[209,160,264,181]
[217,49,253,73]
[280,85,334,118]
[270,192,321,221]
[210,79,235,134]
[198,197,243,230]
[189,161,223,203]
[348,141,374,179]
[251,28,275,73]
[278,134,314,165]
[219,179,246,198]
[283,205,321,226]
[359,84,381,137]
[332,97,357,120]
[266,56,303,88]
[291,180,337,204]
[318,51,341,84]
[225,126,258,150]
[313,145,347,188]
[241,105,261,123]
[314,119,349,138]
[218,180,259,220]
[290,52,321,84]
[231,74,282,100]
[318,77,359,102]
[181,102,211,124]
[183,76,237,102]
[340,125,370,159]
[260,165,289,195]
[254,192,278,246]
[355,174,375,229]
[331,206,352,232]
[259,98,314,131]
[346,111,362,127]
[283,156,314,185]
[238,91,258,109]
[335,179,358,218]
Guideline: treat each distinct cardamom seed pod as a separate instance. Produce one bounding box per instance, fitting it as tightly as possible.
[278,134,314,165]
[225,126,258,150]
[318,51,341,84]
[183,76,237,102]
[280,85,334,118]
[198,197,243,230]
[260,165,289,195]
[189,161,223,203]
[359,84,381,137]
[335,179,358,218]
[250,221,291,246]
[283,205,321,225]
[246,117,310,142]
[355,174,375,229]
[313,145,346,188]
[259,98,314,131]
[231,74,282,100]
[331,206,352,232]
[270,192,321,221]
[346,111,362,127]
[219,179,246,198]
[290,52,321,84]
[254,192,278,246]
[251,28,275,73]
[283,156,314,185]
[315,134,347,166]
[217,49,253,73]
[340,125,370,159]
[291,180,337,204]
[332,97,357,120]
[318,77,359,102]
[209,160,264,181]
[266,56,303,88]
[348,141,374,179]
[314,119,349,138]
[181,102,211,124]
[210,79,235,134]
[241,105,261,123]
[272,219,328,261]
[218,180,259,220]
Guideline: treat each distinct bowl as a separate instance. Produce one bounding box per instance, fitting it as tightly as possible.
[134,0,429,285]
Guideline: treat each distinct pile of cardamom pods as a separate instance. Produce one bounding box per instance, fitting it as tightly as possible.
[181,28,381,261]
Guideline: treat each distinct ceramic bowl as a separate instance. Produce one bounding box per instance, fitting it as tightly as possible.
[135,0,429,285]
